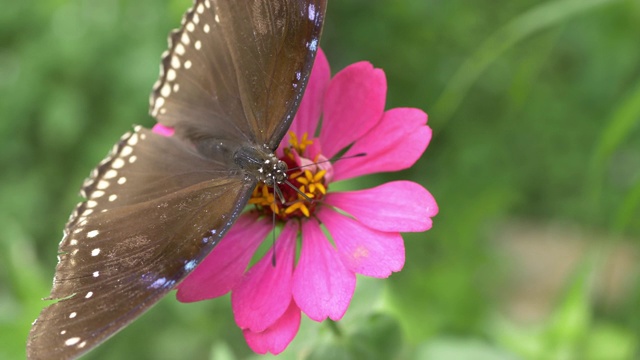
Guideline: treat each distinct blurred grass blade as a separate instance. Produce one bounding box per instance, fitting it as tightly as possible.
[612,178,640,233]
[432,0,621,130]
[587,79,640,213]
[540,255,599,359]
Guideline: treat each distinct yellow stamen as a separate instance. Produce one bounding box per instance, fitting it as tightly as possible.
[288,131,314,153]
[313,170,327,182]
[269,202,279,214]
[289,132,300,149]
[284,202,310,217]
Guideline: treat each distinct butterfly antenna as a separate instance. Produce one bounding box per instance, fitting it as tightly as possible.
[284,179,313,202]
[287,152,367,172]
[271,185,287,267]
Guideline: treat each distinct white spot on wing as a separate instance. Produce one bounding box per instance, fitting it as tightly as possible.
[171,55,181,69]
[97,180,110,190]
[184,260,197,271]
[91,248,101,256]
[167,69,177,81]
[309,4,316,20]
[180,32,190,45]
[308,38,318,51]
[111,158,125,169]
[87,230,99,238]
[129,133,139,145]
[65,337,81,346]
[150,277,167,289]
[175,44,186,55]
[120,146,133,157]
[161,83,171,97]
[104,169,118,179]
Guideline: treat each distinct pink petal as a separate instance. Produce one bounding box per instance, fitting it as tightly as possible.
[319,62,387,159]
[176,214,270,302]
[333,108,431,181]
[231,221,298,332]
[287,48,330,142]
[324,181,438,232]
[292,150,335,184]
[292,219,355,321]
[152,123,175,137]
[243,300,301,355]
[318,208,405,278]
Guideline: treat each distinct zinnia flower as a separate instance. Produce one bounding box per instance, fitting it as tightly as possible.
[166,48,438,354]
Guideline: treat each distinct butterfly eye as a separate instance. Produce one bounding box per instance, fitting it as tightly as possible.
[275,160,288,184]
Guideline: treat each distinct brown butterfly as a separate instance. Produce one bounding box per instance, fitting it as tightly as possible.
[27,1,326,358]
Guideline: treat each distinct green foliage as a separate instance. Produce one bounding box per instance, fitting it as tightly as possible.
[2,0,640,358]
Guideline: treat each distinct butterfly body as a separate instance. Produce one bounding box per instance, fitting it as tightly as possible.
[193,137,287,185]
[27,1,326,359]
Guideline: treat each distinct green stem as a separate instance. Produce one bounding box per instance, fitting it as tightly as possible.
[326,320,343,338]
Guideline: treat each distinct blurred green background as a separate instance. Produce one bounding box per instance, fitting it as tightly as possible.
[2,0,640,359]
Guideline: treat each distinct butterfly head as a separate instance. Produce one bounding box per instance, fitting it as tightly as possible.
[233,145,288,187]
[258,154,288,187]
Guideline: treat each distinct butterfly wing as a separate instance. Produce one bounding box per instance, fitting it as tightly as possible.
[149,0,327,148]
[27,127,255,359]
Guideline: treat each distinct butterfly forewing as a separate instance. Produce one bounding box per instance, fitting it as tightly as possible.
[28,128,254,359]
[150,0,326,148]
[28,0,326,359]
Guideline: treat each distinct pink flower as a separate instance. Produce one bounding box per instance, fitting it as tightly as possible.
[170,48,438,354]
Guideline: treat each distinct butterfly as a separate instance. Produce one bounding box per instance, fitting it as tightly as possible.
[27,1,326,359]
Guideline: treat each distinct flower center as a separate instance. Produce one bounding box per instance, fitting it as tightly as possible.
[248,132,328,221]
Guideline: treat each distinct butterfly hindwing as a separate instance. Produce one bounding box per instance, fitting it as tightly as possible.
[150,0,326,148]
[27,128,255,359]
